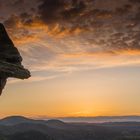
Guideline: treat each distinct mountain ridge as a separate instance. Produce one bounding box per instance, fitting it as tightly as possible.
[0,116,140,140]
[1,115,140,124]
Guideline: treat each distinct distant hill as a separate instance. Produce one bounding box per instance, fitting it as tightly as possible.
[46,119,66,125]
[0,116,140,140]
[0,116,36,125]
[1,115,140,125]
[45,119,71,129]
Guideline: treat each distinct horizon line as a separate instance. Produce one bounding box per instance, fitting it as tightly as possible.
[1,115,140,120]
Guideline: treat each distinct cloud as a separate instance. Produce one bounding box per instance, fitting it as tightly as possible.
[13,0,25,6]
[1,0,140,83]
[129,0,140,3]
[38,0,87,24]
[35,0,140,53]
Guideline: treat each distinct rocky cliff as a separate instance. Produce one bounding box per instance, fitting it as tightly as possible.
[0,23,30,95]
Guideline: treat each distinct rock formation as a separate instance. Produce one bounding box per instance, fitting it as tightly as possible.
[0,23,30,95]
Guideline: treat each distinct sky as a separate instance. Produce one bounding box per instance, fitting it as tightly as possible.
[0,0,140,118]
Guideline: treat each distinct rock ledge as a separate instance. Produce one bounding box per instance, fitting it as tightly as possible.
[0,23,30,95]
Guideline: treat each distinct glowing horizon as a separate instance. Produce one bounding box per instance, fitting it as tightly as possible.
[0,0,140,118]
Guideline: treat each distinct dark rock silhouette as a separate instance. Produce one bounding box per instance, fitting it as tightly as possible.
[0,23,30,95]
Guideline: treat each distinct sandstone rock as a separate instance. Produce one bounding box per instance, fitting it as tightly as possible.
[0,23,30,95]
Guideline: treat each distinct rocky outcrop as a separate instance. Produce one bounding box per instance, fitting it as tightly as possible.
[0,23,30,95]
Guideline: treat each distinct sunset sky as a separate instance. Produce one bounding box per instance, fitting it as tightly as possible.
[0,0,140,118]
